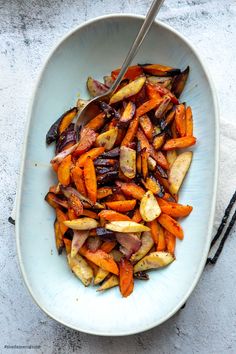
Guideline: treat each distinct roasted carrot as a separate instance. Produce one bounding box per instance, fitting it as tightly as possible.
[45,192,68,209]
[68,208,77,220]
[82,209,99,219]
[97,187,113,200]
[98,210,131,221]
[163,137,196,150]
[106,200,136,212]
[146,83,162,100]
[68,193,83,216]
[81,248,119,275]
[136,154,142,174]
[136,98,162,117]
[101,240,117,253]
[84,156,97,203]
[164,230,176,255]
[141,148,148,179]
[175,104,186,137]
[148,219,159,245]
[156,197,169,207]
[139,114,153,141]
[149,84,179,105]
[185,106,193,137]
[85,112,106,131]
[156,223,166,251]
[121,115,139,146]
[158,213,184,240]
[58,107,78,135]
[71,166,87,196]
[64,238,72,254]
[171,120,178,138]
[119,182,145,200]
[73,128,97,156]
[51,162,59,173]
[57,154,71,186]
[119,258,134,297]
[54,220,64,254]
[111,65,143,80]
[160,203,193,218]
[56,208,68,235]
[132,208,143,223]
[76,147,105,167]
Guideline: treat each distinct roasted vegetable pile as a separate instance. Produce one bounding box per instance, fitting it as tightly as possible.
[45,64,196,297]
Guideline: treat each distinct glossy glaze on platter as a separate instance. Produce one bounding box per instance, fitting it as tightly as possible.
[16,15,219,335]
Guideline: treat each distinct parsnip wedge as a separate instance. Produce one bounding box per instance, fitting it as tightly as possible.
[120,146,136,179]
[133,251,174,273]
[67,254,93,286]
[109,76,146,104]
[169,151,193,195]
[95,128,118,151]
[105,221,150,233]
[64,217,98,230]
[139,191,161,222]
[97,275,119,291]
[130,231,154,263]
[94,268,109,285]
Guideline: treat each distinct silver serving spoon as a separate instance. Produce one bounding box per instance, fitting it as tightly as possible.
[75,0,164,131]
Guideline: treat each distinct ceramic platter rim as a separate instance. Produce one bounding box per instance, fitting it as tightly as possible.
[16,14,219,336]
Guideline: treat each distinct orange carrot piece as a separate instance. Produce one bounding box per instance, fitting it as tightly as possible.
[51,162,59,173]
[85,112,106,131]
[163,137,196,150]
[136,154,142,175]
[82,209,99,219]
[175,104,186,137]
[156,197,169,207]
[164,230,176,255]
[185,106,193,137]
[119,258,134,297]
[139,114,153,141]
[148,219,159,245]
[64,238,72,254]
[156,223,166,251]
[57,154,71,186]
[158,213,184,240]
[56,208,68,235]
[49,185,58,194]
[111,65,143,80]
[58,107,78,135]
[106,200,136,212]
[97,187,113,200]
[81,248,119,275]
[119,182,145,200]
[110,193,127,201]
[68,193,83,216]
[76,147,105,167]
[84,156,97,203]
[54,220,64,254]
[141,148,148,179]
[132,208,143,223]
[162,192,176,202]
[68,208,77,220]
[171,120,178,139]
[98,210,131,221]
[121,115,139,146]
[146,83,162,100]
[161,203,193,218]
[71,166,87,196]
[136,98,162,117]
[86,259,99,276]
[100,240,117,253]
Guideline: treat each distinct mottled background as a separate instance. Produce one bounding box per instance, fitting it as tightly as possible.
[1,0,236,353]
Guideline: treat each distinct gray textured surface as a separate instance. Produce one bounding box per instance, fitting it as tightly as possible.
[1,0,236,353]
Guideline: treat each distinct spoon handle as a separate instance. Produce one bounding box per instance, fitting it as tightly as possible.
[109,0,165,93]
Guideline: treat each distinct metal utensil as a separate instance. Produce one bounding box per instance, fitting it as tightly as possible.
[75,0,164,131]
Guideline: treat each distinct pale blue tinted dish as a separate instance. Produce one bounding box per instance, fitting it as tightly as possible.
[16,15,219,336]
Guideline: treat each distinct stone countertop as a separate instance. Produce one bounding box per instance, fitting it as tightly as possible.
[1,1,236,353]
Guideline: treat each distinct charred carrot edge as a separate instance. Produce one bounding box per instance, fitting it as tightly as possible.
[119,258,134,297]
[132,208,143,223]
[98,210,131,221]
[76,147,105,167]
[185,106,193,137]
[100,240,117,253]
[68,208,77,220]
[84,156,97,203]
[141,148,148,179]
[110,193,127,202]
[163,137,196,150]
[136,154,142,175]
[85,112,106,131]
[54,220,64,254]
[121,115,139,146]
[58,107,78,135]
[68,193,83,216]
[64,238,72,254]
[164,230,176,255]
[106,200,136,212]
[158,213,184,240]
[57,154,72,186]
[71,166,87,197]
[175,104,186,137]
[146,83,162,100]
